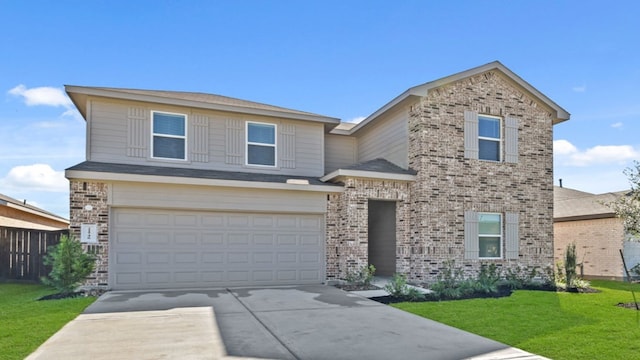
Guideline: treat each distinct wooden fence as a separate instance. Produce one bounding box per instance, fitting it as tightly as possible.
[0,226,67,281]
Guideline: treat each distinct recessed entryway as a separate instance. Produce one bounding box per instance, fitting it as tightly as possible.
[367,200,397,276]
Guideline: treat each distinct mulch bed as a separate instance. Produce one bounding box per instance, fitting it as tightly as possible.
[38,288,107,301]
[334,283,381,291]
[617,302,640,310]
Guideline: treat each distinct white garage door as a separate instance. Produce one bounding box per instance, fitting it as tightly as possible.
[110,208,325,290]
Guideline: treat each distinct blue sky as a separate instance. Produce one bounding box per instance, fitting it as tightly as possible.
[1,1,640,219]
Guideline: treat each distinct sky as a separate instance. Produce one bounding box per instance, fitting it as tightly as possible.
[1,0,640,219]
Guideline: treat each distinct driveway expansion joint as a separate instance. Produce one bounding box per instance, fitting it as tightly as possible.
[226,288,301,360]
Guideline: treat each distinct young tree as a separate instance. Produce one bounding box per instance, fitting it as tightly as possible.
[41,235,96,295]
[605,160,640,240]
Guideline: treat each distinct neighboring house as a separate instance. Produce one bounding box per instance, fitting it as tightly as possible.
[65,61,570,290]
[554,186,637,280]
[0,193,69,230]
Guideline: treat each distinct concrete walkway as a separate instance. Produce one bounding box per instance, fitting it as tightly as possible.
[27,285,549,360]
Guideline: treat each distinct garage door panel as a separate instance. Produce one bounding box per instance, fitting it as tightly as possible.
[111,209,325,289]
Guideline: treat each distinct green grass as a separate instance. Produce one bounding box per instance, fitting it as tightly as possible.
[393,280,640,360]
[0,283,96,360]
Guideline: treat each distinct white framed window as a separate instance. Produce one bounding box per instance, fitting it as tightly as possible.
[151,111,187,160]
[478,212,502,259]
[246,121,276,167]
[478,115,501,161]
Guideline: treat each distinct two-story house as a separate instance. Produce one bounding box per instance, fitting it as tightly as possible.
[66,61,569,290]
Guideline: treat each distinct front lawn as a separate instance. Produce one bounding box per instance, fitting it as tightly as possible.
[393,280,640,360]
[0,283,96,360]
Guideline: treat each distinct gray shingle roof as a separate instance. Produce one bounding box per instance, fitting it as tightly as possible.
[554,186,629,221]
[343,158,417,175]
[67,161,341,187]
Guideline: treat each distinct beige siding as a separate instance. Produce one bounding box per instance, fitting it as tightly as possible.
[109,182,327,214]
[554,217,625,280]
[87,98,325,176]
[356,106,409,168]
[324,134,357,173]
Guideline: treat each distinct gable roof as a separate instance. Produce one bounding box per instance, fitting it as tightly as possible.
[65,85,340,126]
[320,158,417,182]
[554,186,629,221]
[341,61,570,135]
[0,192,69,226]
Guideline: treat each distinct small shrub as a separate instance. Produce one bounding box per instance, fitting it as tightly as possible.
[384,273,409,297]
[565,242,578,289]
[41,235,96,296]
[475,263,501,294]
[345,264,376,286]
[631,264,640,277]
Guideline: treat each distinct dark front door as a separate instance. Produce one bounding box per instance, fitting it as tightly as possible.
[368,200,397,276]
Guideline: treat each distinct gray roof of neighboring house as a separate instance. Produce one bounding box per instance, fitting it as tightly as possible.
[554,186,629,221]
[66,161,341,187]
[64,85,340,126]
[344,158,417,175]
[0,192,69,223]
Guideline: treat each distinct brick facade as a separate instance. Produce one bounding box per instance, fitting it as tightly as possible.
[326,70,556,283]
[554,217,625,280]
[326,178,412,280]
[407,70,555,281]
[69,180,109,288]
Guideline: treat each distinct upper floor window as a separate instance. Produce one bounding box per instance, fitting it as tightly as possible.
[478,115,501,161]
[464,110,518,163]
[246,122,276,166]
[478,213,502,258]
[152,111,187,160]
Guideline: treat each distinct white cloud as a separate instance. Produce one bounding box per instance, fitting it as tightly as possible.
[346,116,366,124]
[554,139,640,166]
[572,84,587,93]
[1,164,68,192]
[8,84,72,108]
[611,122,623,129]
[553,139,578,155]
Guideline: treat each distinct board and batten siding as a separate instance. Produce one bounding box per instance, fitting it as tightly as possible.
[356,106,409,169]
[87,98,325,176]
[324,134,357,173]
[109,182,328,214]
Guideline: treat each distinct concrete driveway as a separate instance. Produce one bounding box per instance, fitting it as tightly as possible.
[27,285,547,360]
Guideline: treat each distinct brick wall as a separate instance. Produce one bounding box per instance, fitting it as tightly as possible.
[554,217,625,280]
[69,180,109,288]
[326,178,412,280]
[407,70,555,281]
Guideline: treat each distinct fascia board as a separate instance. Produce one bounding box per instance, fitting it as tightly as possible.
[5,202,69,223]
[66,169,344,193]
[320,169,416,182]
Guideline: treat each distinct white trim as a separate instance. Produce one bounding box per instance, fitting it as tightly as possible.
[478,114,502,162]
[150,110,188,161]
[65,169,344,193]
[320,169,416,182]
[478,212,503,259]
[245,121,277,167]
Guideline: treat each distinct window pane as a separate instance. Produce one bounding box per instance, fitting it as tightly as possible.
[248,144,275,166]
[248,123,275,144]
[153,137,185,159]
[479,116,500,138]
[479,139,500,161]
[479,237,501,258]
[154,113,185,136]
[479,213,501,235]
